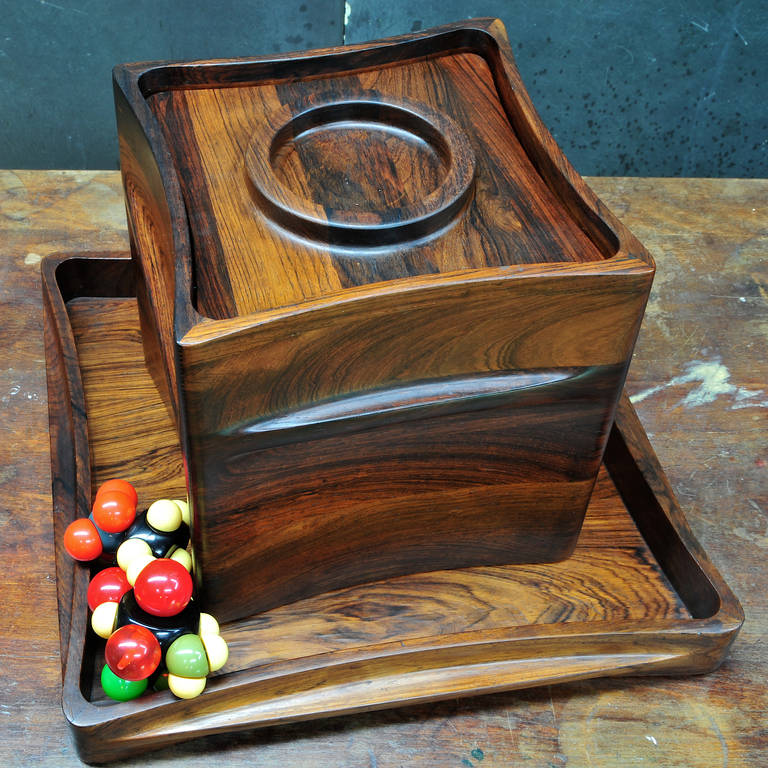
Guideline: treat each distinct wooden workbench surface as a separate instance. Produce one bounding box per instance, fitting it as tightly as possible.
[1,172,765,766]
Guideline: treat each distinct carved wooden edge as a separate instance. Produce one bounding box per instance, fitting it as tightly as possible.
[113,82,187,422]
[43,252,741,764]
[42,253,137,681]
[609,394,744,627]
[112,17,655,344]
[43,255,85,676]
[244,96,478,245]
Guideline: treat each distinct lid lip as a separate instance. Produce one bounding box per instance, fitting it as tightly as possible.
[179,255,655,347]
[116,18,508,97]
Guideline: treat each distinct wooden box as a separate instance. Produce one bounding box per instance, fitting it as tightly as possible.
[113,18,654,622]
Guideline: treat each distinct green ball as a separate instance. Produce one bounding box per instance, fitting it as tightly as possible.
[101,663,148,702]
[166,634,210,679]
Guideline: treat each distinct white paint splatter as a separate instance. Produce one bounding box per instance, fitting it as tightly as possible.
[732,526,768,549]
[645,735,658,745]
[732,399,768,409]
[630,358,766,409]
[39,0,87,16]
[24,252,41,265]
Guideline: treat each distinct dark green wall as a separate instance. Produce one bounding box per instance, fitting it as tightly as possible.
[0,0,341,169]
[1,0,765,176]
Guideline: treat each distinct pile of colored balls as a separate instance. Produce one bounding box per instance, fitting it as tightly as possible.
[63,479,228,701]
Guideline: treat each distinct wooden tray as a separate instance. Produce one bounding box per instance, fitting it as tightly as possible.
[43,253,742,764]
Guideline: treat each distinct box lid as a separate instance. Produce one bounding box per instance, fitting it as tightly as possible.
[118,20,619,320]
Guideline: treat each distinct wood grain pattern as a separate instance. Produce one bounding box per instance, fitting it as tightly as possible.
[150,51,607,317]
[69,297,186,503]
[70,296,677,643]
[243,97,478,247]
[41,253,741,762]
[2,171,764,767]
[114,20,655,621]
[190,360,625,616]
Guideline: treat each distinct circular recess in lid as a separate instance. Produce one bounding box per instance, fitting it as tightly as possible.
[245,98,476,246]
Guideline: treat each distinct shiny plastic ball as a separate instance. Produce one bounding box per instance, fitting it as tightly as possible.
[64,518,103,561]
[87,567,131,611]
[91,601,119,639]
[198,612,220,637]
[116,537,152,571]
[167,673,206,699]
[146,499,182,533]
[92,489,136,533]
[126,553,155,586]
[133,558,193,617]
[201,633,229,672]
[170,547,192,572]
[166,634,209,678]
[105,624,162,681]
[174,499,191,526]
[96,478,138,508]
[101,663,147,701]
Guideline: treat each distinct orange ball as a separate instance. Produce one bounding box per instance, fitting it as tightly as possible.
[64,518,103,561]
[92,490,136,533]
[96,479,138,508]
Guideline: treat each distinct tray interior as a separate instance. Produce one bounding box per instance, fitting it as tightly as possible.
[68,295,688,702]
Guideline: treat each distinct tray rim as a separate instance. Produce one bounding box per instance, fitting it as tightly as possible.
[43,251,743,764]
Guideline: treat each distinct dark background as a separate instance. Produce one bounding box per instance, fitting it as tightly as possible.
[1,0,765,176]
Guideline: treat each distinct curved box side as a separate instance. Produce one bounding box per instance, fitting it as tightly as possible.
[113,82,182,422]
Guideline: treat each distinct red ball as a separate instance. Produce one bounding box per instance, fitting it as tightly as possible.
[92,490,136,533]
[64,518,103,561]
[96,479,138,508]
[105,624,161,681]
[133,558,193,617]
[87,567,131,611]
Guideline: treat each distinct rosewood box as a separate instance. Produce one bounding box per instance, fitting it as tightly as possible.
[113,18,654,622]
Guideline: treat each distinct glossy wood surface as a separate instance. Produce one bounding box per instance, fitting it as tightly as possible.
[69,294,691,672]
[2,172,764,766]
[115,21,655,620]
[150,50,607,317]
[44,254,741,762]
